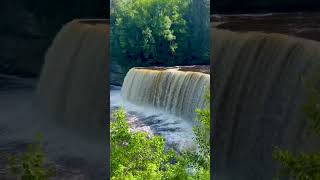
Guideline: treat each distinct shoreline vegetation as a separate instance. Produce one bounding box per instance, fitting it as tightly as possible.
[272,74,320,180]
[110,89,210,180]
[111,0,210,71]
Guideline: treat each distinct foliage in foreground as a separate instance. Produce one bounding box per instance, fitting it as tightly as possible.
[194,87,210,167]
[6,134,55,180]
[272,148,320,180]
[111,108,183,180]
[111,89,210,179]
[273,76,320,180]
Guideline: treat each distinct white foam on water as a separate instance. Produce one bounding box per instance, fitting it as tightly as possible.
[111,86,196,151]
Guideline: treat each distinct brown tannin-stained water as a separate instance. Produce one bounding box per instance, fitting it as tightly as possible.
[211,13,320,179]
[0,19,109,179]
[111,67,210,151]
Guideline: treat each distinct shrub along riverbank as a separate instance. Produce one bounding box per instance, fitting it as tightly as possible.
[110,89,210,180]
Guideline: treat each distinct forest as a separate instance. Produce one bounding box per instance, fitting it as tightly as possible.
[110,0,211,179]
[110,0,210,69]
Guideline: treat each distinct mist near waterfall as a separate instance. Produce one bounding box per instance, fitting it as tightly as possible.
[122,68,210,120]
[35,20,108,138]
[212,28,320,179]
[0,20,109,179]
[111,67,210,151]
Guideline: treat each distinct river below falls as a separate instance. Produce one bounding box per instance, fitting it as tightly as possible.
[110,85,196,151]
[0,75,105,179]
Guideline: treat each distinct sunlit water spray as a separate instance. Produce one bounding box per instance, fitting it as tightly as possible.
[111,68,210,151]
[111,86,195,150]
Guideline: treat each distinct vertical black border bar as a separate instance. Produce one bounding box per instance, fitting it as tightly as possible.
[210,2,214,179]
[106,1,110,179]
[210,21,214,180]
[106,23,110,180]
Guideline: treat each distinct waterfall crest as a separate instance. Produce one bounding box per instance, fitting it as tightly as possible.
[121,68,210,120]
[34,19,109,138]
[212,29,320,179]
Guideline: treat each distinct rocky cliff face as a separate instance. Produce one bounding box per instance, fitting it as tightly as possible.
[110,60,126,86]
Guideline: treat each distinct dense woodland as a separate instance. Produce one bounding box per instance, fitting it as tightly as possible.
[110,0,210,69]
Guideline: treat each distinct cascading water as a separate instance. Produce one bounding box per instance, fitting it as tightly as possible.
[34,19,109,138]
[111,67,210,150]
[121,68,210,120]
[212,29,320,180]
[0,20,109,179]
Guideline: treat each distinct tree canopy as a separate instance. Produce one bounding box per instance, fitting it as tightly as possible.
[111,0,210,68]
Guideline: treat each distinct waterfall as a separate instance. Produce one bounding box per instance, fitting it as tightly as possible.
[34,19,109,138]
[121,68,210,120]
[212,29,320,179]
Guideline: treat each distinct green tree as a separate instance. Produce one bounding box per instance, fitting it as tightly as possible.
[6,133,55,180]
[185,0,210,64]
[111,108,187,179]
[194,87,210,165]
[111,0,192,68]
[111,87,211,179]
[189,87,210,179]
[111,87,210,179]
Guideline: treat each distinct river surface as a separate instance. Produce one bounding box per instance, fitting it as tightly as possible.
[0,75,105,179]
[212,12,320,41]
[110,85,196,151]
[211,12,320,180]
